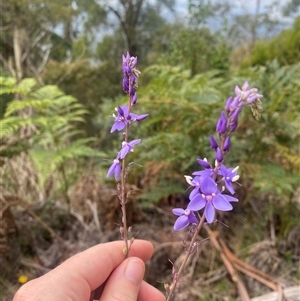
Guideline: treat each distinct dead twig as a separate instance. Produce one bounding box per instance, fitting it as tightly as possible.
[204,225,251,301]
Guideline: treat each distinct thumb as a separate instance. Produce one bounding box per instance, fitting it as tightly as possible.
[99,257,145,301]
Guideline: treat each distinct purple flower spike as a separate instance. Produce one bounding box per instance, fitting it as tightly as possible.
[188,177,235,223]
[172,208,198,231]
[117,139,141,159]
[107,159,121,181]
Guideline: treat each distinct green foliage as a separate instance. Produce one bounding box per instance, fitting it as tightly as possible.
[159,26,231,76]
[241,16,300,67]
[100,66,226,199]
[42,59,121,136]
[0,76,104,195]
[98,61,299,208]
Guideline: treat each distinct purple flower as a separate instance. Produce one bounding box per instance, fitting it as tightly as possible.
[188,177,238,223]
[110,105,148,133]
[117,139,141,159]
[185,175,202,200]
[172,208,198,231]
[107,159,121,181]
[218,165,240,194]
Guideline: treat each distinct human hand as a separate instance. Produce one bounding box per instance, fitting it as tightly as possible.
[13,240,165,301]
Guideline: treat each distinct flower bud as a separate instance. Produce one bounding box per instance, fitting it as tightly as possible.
[242,81,249,91]
[225,97,233,112]
[209,135,218,150]
[123,76,129,92]
[131,92,138,105]
[216,111,227,134]
[216,147,223,162]
[196,158,211,169]
[223,136,231,152]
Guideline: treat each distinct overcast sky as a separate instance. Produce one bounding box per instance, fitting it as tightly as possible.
[164,0,295,24]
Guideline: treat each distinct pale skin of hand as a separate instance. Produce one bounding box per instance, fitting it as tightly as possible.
[13,240,166,301]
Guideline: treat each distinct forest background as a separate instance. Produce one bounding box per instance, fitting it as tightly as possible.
[1,0,300,300]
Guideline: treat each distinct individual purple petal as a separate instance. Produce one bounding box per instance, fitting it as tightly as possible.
[117,105,125,116]
[192,169,213,178]
[131,56,137,67]
[189,211,198,224]
[235,85,241,96]
[224,179,235,194]
[174,215,190,231]
[247,95,260,104]
[188,194,206,211]
[128,139,141,147]
[172,208,185,216]
[223,195,239,202]
[242,81,249,91]
[135,114,149,121]
[205,202,215,223]
[110,121,125,133]
[189,188,200,200]
[107,162,116,178]
[118,145,129,159]
[200,177,218,195]
[114,162,121,181]
[106,159,121,181]
[212,195,233,211]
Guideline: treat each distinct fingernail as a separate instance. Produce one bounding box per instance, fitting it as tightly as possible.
[124,259,144,287]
